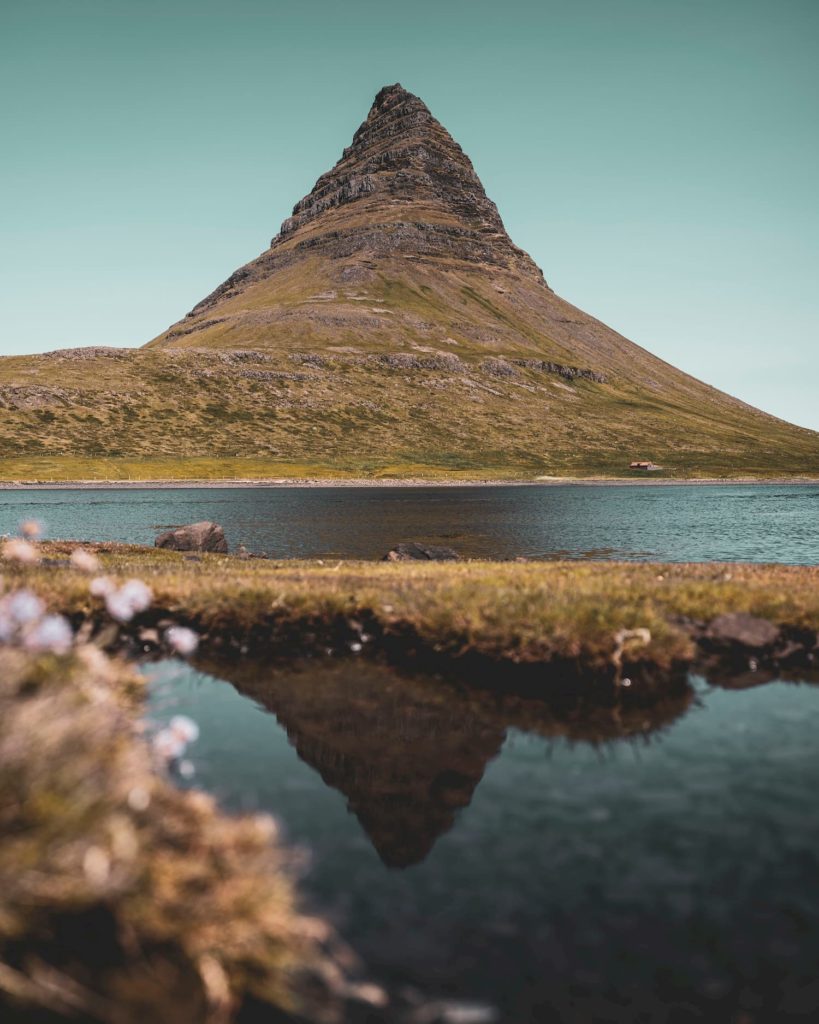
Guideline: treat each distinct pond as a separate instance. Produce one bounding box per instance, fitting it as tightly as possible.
[2,482,818,562]
[146,658,819,1022]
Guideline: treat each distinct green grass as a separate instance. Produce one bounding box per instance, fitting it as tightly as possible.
[3,242,818,482]
[2,344,818,481]
[13,544,819,688]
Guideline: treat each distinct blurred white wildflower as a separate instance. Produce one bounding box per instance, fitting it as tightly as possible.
[4,589,45,626]
[252,813,278,841]
[70,547,101,573]
[82,846,111,888]
[165,625,199,656]
[105,591,135,622]
[19,520,43,540]
[152,715,200,768]
[2,538,40,565]
[104,578,153,622]
[153,728,186,762]
[0,589,73,654]
[170,715,200,744]
[23,614,74,655]
[178,759,196,779]
[89,575,116,597]
[119,579,152,612]
[127,785,151,812]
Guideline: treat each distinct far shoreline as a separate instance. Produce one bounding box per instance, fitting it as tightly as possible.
[2,476,819,490]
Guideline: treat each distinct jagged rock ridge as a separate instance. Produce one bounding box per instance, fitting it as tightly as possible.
[276,83,541,274]
[172,82,546,329]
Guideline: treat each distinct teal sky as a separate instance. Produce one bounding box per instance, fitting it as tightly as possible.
[2,0,817,429]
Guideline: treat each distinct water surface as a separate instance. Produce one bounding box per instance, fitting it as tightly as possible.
[2,483,818,562]
[146,659,819,1021]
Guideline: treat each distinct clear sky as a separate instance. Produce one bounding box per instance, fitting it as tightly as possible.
[2,0,817,429]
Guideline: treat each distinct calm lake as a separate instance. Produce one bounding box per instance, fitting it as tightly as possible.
[147,659,819,1022]
[2,482,818,562]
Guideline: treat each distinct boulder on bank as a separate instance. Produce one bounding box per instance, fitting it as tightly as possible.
[707,612,780,649]
[383,542,459,562]
[155,521,228,554]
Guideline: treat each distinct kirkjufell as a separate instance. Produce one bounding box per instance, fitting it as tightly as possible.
[2,83,818,480]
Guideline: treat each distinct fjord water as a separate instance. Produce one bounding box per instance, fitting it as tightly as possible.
[148,660,819,1020]
[2,482,818,562]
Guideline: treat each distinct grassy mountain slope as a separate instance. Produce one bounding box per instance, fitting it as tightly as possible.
[1,340,817,481]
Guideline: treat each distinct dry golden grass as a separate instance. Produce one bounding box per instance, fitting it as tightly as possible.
[10,544,819,685]
[2,337,818,481]
[0,641,348,1023]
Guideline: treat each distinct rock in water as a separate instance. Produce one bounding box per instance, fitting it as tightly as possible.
[384,542,459,562]
[155,521,228,554]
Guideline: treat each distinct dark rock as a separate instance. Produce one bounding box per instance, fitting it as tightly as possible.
[155,521,228,554]
[383,542,459,562]
[481,357,520,378]
[707,612,780,649]
[510,358,607,384]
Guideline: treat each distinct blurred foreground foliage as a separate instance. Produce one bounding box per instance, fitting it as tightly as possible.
[0,645,343,1024]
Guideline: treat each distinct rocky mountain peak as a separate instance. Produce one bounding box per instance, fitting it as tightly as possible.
[371,82,413,109]
[366,82,429,124]
[273,83,541,278]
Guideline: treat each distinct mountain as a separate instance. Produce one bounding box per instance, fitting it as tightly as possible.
[1,83,817,481]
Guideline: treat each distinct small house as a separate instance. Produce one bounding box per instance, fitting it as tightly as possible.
[629,461,662,472]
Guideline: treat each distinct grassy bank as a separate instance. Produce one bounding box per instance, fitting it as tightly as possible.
[4,473,819,489]
[10,544,819,690]
[0,456,531,484]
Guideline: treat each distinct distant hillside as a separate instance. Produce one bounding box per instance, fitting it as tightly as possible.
[1,83,817,481]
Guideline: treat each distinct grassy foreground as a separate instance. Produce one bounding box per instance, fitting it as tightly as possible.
[3,546,818,1020]
[11,544,819,687]
[0,645,358,1024]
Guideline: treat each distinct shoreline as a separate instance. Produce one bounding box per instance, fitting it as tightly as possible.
[2,475,819,490]
[10,543,819,690]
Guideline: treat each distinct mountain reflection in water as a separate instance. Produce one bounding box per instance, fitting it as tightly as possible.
[145,660,819,1021]
[192,659,692,868]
